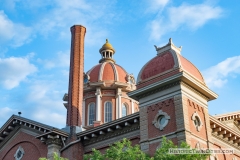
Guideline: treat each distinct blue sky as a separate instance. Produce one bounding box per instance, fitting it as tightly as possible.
[0,0,239,128]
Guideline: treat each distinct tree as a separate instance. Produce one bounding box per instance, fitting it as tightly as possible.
[154,137,210,160]
[84,137,210,160]
[39,152,68,160]
[84,138,152,160]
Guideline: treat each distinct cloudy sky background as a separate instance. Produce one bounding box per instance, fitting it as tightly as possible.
[0,0,239,128]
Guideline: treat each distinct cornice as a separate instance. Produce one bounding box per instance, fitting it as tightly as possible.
[180,81,209,101]
[128,76,180,101]
[36,129,69,147]
[214,112,240,121]
[76,112,139,141]
[212,133,240,151]
[210,116,240,148]
[0,115,67,147]
[129,71,217,101]
[83,124,139,146]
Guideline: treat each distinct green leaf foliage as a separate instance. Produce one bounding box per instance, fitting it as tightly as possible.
[84,137,210,160]
[39,152,68,160]
[154,137,210,160]
[84,138,152,160]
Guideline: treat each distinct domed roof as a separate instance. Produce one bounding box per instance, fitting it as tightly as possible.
[86,62,128,84]
[99,39,115,53]
[84,39,136,90]
[137,39,205,89]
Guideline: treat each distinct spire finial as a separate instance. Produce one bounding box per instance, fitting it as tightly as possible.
[106,39,108,43]
[169,38,172,44]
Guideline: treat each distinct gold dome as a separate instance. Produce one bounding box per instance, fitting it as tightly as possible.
[99,39,115,53]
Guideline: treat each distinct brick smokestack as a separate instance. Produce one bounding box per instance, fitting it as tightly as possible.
[67,25,86,127]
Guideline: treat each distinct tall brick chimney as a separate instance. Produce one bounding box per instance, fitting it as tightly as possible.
[66,25,86,128]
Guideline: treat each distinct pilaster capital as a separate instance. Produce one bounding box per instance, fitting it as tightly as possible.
[95,87,102,96]
[46,137,62,146]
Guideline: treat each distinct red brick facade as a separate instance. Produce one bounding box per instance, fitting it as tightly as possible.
[0,131,47,160]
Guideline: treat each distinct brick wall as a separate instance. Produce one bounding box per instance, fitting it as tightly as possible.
[0,131,47,160]
[147,98,176,139]
[61,142,84,160]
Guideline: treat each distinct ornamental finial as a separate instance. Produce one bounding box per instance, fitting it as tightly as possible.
[169,38,172,44]
[106,39,108,43]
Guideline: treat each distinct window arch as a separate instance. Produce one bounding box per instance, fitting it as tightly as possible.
[122,103,128,117]
[88,103,95,125]
[104,102,112,123]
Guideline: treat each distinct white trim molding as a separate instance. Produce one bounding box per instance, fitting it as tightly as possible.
[14,146,24,160]
[191,111,203,132]
[152,110,170,130]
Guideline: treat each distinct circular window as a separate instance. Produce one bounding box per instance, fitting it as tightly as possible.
[158,116,166,126]
[152,110,170,131]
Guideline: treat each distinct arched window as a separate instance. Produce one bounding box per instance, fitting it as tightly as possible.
[105,102,112,123]
[88,103,95,125]
[122,103,127,117]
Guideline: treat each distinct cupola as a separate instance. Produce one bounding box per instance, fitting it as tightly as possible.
[99,39,116,63]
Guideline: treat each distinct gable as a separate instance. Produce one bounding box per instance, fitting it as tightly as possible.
[0,128,47,160]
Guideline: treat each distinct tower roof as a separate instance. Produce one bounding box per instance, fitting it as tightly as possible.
[87,62,128,84]
[137,38,205,86]
[84,39,136,91]
[99,39,115,53]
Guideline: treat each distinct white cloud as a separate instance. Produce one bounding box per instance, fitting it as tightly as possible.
[57,51,70,67]
[0,55,37,89]
[0,107,17,125]
[32,108,66,128]
[27,81,66,128]
[0,107,17,118]
[37,50,70,69]
[146,0,170,13]
[203,56,240,88]
[0,10,32,47]
[149,2,223,40]
[1,0,118,47]
[34,0,113,46]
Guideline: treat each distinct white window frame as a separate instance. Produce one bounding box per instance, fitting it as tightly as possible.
[88,102,95,125]
[152,110,170,130]
[104,101,112,123]
[122,103,128,117]
[14,146,24,160]
[191,111,203,132]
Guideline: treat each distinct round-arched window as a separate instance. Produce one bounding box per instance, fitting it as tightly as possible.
[105,102,112,123]
[122,103,127,117]
[88,103,95,125]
